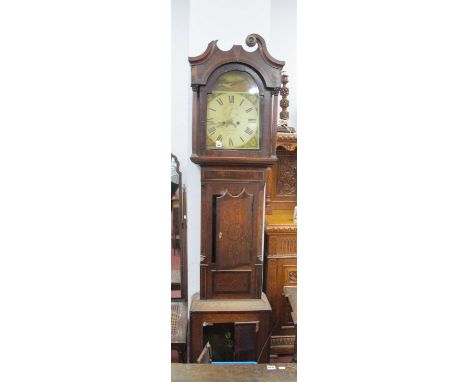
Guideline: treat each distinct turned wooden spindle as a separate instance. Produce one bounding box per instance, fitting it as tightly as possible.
[279,71,289,125]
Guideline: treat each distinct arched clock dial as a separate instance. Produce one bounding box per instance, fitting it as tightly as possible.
[206,92,260,150]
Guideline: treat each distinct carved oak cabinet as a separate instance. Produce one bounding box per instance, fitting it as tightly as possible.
[264,133,297,355]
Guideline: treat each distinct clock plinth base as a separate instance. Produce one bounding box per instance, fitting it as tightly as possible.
[189,292,272,363]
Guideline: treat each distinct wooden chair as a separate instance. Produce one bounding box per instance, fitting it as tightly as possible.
[170,155,188,363]
[171,302,188,362]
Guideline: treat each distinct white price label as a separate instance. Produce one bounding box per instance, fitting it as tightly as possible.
[215,140,222,148]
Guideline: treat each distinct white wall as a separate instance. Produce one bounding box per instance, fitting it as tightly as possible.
[171,0,297,306]
[270,0,297,129]
[188,0,271,54]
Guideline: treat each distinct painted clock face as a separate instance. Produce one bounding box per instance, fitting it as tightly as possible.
[206,71,260,150]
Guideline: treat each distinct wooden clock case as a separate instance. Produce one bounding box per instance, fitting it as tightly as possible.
[190,34,284,167]
[189,34,285,300]
[187,35,284,364]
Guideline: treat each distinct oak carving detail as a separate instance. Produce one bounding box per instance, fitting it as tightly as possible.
[288,271,297,283]
[276,155,297,195]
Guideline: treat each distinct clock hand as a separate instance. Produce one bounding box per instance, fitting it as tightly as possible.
[225,119,236,127]
[211,121,225,128]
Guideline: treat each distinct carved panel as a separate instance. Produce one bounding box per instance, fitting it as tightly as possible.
[282,265,297,286]
[278,237,297,255]
[276,133,297,151]
[289,271,297,283]
[266,136,297,213]
[276,155,297,196]
[270,334,296,355]
[267,234,297,256]
[270,336,295,347]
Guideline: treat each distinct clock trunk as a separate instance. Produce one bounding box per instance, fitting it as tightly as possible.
[200,166,266,299]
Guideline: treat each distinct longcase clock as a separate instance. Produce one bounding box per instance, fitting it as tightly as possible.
[190,34,285,300]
